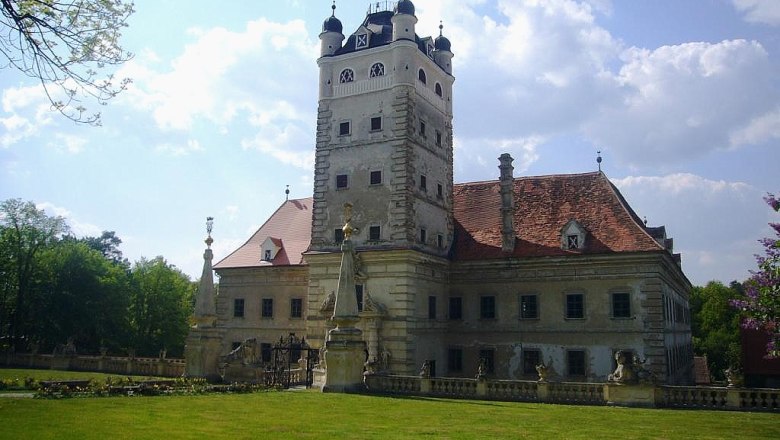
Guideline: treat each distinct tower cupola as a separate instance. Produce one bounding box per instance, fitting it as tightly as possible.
[433,22,454,75]
[320,2,345,57]
[392,0,417,42]
[395,0,416,16]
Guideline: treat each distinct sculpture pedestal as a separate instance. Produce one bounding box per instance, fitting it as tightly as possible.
[184,325,223,382]
[604,383,659,408]
[322,326,366,393]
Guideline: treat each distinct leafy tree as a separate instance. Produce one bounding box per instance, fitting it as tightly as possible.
[64,230,127,266]
[0,0,135,124]
[129,257,194,357]
[732,193,780,358]
[691,281,742,379]
[0,198,68,350]
[35,240,131,353]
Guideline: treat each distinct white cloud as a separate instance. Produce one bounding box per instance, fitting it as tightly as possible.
[730,106,780,146]
[155,139,204,157]
[612,173,766,284]
[0,84,54,147]
[36,202,103,237]
[732,0,780,25]
[49,133,87,154]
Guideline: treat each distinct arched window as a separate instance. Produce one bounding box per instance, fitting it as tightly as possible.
[435,83,443,97]
[418,68,426,84]
[339,69,354,83]
[370,63,385,78]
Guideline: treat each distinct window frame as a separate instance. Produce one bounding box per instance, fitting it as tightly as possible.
[368,225,381,241]
[480,295,496,319]
[611,292,631,318]
[233,298,245,318]
[420,228,427,244]
[339,68,354,83]
[520,294,539,320]
[290,298,303,319]
[369,170,382,185]
[448,297,462,320]
[370,116,382,132]
[370,62,385,77]
[420,174,427,192]
[447,347,463,373]
[418,68,427,84]
[336,174,349,189]
[479,348,495,374]
[334,228,344,243]
[435,130,442,147]
[566,349,587,377]
[565,293,584,319]
[338,120,351,136]
[428,295,437,319]
[261,297,274,318]
[522,349,541,376]
[435,82,443,97]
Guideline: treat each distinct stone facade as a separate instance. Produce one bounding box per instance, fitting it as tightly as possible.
[199,2,694,386]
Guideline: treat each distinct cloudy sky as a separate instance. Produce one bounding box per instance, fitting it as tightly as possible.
[1,0,778,286]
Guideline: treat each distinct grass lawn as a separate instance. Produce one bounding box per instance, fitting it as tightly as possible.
[0,390,778,439]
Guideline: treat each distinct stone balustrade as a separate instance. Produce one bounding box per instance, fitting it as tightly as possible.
[364,373,779,412]
[2,352,185,378]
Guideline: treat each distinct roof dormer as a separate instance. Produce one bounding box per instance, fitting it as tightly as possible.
[260,237,283,262]
[561,220,587,251]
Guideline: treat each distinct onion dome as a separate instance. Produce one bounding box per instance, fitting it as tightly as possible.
[323,3,343,33]
[435,23,451,51]
[395,0,416,16]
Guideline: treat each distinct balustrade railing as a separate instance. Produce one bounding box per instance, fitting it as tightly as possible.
[486,380,538,401]
[1,352,185,377]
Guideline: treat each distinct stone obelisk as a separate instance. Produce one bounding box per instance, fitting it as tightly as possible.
[185,217,223,381]
[322,203,367,392]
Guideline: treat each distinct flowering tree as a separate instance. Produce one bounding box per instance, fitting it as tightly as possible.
[732,193,780,358]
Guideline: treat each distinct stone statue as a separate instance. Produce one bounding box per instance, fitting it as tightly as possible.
[724,367,742,388]
[320,291,336,313]
[476,358,487,380]
[419,360,431,378]
[378,346,392,371]
[221,338,260,366]
[535,363,549,382]
[608,350,637,384]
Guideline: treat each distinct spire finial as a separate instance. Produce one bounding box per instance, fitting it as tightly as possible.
[439,20,444,36]
[643,216,648,226]
[596,150,602,172]
[205,216,214,248]
[285,185,290,201]
[332,1,336,16]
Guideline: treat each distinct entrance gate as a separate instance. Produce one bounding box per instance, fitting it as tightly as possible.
[268,333,318,389]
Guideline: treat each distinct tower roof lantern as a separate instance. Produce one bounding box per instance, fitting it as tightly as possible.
[323,2,343,34]
[434,22,451,51]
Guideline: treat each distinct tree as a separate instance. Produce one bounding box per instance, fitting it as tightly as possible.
[64,230,127,266]
[691,281,742,379]
[732,193,780,358]
[0,198,68,350]
[0,0,135,125]
[129,257,194,357]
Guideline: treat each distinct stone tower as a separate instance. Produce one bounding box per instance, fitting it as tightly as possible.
[306,1,455,375]
[311,0,455,255]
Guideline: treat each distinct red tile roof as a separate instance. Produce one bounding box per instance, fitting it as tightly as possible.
[214,198,313,269]
[452,172,665,260]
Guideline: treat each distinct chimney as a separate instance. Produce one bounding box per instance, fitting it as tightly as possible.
[498,153,515,253]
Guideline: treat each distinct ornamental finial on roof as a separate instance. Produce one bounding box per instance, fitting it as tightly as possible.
[439,21,444,36]
[205,216,214,248]
[285,184,290,201]
[597,150,602,172]
[332,1,336,16]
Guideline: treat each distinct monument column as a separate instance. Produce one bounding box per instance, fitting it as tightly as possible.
[322,203,368,392]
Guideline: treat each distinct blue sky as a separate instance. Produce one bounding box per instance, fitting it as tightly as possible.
[1,0,779,286]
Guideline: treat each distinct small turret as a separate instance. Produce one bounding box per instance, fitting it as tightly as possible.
[392,0,417,42]
[320,2,345,57]
[433,22,454,75]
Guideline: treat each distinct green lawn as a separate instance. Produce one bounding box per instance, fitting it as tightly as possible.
[0,390,777,439]
[0,368,166,387]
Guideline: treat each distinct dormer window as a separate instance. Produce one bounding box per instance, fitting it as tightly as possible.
[260,237,282,262]
[427,43,435,59]
[561,220,586,251]
[356,33,369,50]
[339,69,354,83]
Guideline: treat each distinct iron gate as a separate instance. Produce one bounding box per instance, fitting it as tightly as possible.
[268,333,318,389]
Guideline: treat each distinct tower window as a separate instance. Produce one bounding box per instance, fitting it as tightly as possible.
[428,296,437,319]
[437,234,443,248]
[339,68,354,83]
[437,183,443,199]
[370,116,382,131]
[435,130,442,147]
[339,121,351,136]
[335,229,344,243]
[420,228,427,244]
[420,175,427,191]
[370,170,382,185]
[370,62,385,77]
[419,120,426,137]
[336,174,348,189]
[356,33,368,50]
[369,225,381,241]
[435,83,443,97]
[418,68,427,84]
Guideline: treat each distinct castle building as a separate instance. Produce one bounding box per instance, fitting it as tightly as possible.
[195,1,693,384]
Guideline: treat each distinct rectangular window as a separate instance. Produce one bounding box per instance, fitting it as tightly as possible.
[336,174,348,189]
[370,116,382,131]
[233,298,245,318]
[420,228,427,244]
[480,295,496,319]
[437,234,443,249]
[437,183,443,199]
[435,130,442,147]
[567,234,579,249]
[369,225,381,241]
[479,349,495,374]
[520,294,538,319]
[523,349,541,375]
[263,249,272,261]
[565,293,584,319]
[567,350,586,377]
[428,296,437,319]
[612,293,631,318]
[339,121,351,136]
[370,170,382,185]
[261,343,272,363]
[290,298,303,318]
[419,120,426,137]
[335,228,344,243]
[448,348,463,372]
[356,284,364,312]
[448,297,462,320]
[420,175,427,191]
[261,298,274,318]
